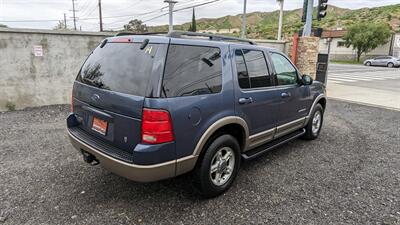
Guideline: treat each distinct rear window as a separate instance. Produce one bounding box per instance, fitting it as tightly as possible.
[77,42,160,96]
[161,44,222,97]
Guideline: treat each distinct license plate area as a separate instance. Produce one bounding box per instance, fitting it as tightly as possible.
[92,117,108,136]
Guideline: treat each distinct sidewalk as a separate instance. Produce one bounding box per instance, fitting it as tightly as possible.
[327,82,400,111]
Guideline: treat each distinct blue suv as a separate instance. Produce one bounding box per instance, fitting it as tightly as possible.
[67,32,326,197]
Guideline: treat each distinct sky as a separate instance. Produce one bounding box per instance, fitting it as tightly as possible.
[0,0,399,31]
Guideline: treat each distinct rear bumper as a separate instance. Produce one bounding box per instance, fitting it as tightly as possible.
[68,129,197,182]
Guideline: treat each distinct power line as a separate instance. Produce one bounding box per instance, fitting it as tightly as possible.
[0,0,222,24]
[108,0,223,30]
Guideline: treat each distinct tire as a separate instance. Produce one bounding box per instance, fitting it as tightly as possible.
[194,134,241,198]
[387,62,394,68]
[365,62,371,66]
[302,103,324,140]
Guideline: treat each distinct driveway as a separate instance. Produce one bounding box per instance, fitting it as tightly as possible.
[0,100,399,224]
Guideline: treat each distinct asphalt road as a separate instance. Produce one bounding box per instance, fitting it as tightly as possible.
[1,100,399,225]
[327,64,400,92]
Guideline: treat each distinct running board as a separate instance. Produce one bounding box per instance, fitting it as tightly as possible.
[242,128,306,160]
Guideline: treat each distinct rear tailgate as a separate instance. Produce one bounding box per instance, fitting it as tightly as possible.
[71,36,168,160]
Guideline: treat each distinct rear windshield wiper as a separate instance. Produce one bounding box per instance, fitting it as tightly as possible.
[83,77,104,88]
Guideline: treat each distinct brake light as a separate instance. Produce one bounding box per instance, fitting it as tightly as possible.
[141,108,174,144]
[110,37,132,43]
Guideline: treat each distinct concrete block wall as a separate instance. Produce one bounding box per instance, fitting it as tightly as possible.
[0,28,114,111]
[252,39,288,54]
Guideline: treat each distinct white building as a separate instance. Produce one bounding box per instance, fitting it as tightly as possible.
[319,30,400,61]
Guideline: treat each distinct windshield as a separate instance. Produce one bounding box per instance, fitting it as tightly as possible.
[77,42,161,96]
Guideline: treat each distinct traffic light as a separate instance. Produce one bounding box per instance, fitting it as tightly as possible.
[317,0,328,21]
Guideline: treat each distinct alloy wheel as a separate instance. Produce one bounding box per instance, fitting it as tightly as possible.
[210,147,235,186]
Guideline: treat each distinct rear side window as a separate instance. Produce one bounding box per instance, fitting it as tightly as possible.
[77,43,160,96]
[235,49,272,89]
[162,45,222,97]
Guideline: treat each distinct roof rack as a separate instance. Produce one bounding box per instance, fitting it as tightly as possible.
[168,31,256,45]
[114,31,256,45]
[115,31,168,36]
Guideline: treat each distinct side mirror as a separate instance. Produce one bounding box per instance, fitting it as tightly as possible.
[301,74,313,85]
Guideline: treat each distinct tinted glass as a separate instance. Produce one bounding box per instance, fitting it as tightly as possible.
[162,45,222,97]
[77,43,160,96]
[235,49,271,89]
[270,53,298,85]
[235,50,250,88]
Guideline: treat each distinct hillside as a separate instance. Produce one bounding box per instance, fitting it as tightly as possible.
[147,4,400,39]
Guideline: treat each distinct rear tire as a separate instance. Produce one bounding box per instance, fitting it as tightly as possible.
[194,134,241,198]
[388,62,394,68]
[302,104,324,140]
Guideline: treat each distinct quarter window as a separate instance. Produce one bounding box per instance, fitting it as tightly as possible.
[235,49,272,89]
[162,45,222,97]
[270,53,298,86]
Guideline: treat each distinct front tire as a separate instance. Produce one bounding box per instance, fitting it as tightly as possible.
[365,61,371,66]
[194,134,241,198]
[303,103,324,140]
[388,62,394,68]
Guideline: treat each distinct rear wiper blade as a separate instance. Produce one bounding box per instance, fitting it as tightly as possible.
[83,77,104,88]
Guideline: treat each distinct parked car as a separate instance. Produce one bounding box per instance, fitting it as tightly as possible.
[67,32,326,197]
[363,56,400,68]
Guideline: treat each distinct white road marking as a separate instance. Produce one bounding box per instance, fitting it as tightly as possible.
[328,69,400,83]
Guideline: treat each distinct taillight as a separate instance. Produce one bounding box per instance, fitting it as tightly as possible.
[141,108,174,144]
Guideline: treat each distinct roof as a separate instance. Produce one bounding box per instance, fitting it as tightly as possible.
[321,30,347,38]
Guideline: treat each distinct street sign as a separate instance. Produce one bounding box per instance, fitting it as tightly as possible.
[33,45,43,57]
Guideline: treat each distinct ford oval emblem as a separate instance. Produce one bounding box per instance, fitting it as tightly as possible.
[91,94,100,102]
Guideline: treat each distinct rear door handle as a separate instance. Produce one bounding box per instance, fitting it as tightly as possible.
[281,92,291,98]
[238,97,253,105]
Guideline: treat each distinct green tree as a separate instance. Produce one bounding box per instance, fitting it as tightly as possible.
[53,20,69,30]
[123,19,148,33]
[189,8,196,32]
[343,22,391,62]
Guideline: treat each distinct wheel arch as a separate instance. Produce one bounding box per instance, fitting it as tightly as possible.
[305,94,326,125]
[175,116,249,176]
[192,116,249,157]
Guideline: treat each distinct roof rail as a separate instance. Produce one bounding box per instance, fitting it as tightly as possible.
[115,31,168,36]
[168,31,256,45]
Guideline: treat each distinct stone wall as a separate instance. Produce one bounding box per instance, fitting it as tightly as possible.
[288,36,320,79]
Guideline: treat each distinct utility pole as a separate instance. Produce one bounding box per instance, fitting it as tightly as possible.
[277,0,284,40]
[164,0,177,33]
[98,0,103,32]
[64,13,67,29]
[302,0,313,36]
[71,0,77,30]
[241,0,247,38]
